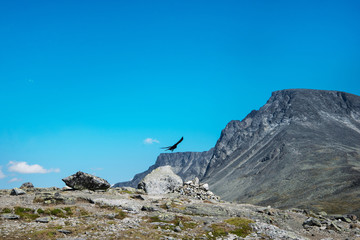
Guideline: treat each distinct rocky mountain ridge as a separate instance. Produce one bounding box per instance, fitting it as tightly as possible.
[114,89,360,215]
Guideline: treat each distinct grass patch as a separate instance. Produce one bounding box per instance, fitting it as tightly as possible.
[36,207,77,218]
[114,208,127,219]
[50,208,66,217]
[29,229,58,239]
[146,215,198,231]
[79,208,90,217]
[63,207,73,216]
[120,190,133,194]
[14,206,39,221]
[36,208,45,214]
[1,208,12,213]
[209,217,253,239]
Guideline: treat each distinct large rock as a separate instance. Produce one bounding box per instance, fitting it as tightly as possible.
[20,182,34,189]
[62,171,110,190]
[10,188,26,196]
[138,166,183,194]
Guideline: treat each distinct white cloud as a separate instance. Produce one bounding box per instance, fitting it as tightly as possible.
[143,138,160,144]
[0,166,5,179]
[7,161,60,174]
[8,177,22,183]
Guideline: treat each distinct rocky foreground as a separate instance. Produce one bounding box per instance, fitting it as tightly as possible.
[1,185,360,240]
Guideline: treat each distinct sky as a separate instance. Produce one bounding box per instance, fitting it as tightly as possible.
[0,0,359,189]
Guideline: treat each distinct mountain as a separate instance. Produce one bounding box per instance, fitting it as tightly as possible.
[114,89,360,215]
[113,149,214,188]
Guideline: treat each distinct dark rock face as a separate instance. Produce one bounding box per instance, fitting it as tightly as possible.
[62,171,110,190]
[203,89,360,215]
[113,149,214,188]
[115,89,360,215]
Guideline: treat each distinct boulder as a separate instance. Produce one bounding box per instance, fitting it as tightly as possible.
[138,166,183,194]
[62,171,110,190]
[20,182,34,189]
[10,188,26,196]
[1,214,20,220]
[303,217,322,228]
[36,216,51,223]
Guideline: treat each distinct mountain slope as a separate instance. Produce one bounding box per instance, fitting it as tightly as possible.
[203,89,360,214]
[113,149,214,188]
[114,89,360,214]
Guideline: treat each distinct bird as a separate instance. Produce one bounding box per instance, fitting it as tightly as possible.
[161,137,183,152]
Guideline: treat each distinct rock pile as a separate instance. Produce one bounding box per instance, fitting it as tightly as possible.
[174,177,220,201]
[301,210,359,233]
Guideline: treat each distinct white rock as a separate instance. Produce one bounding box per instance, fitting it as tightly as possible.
[138,166,183,194]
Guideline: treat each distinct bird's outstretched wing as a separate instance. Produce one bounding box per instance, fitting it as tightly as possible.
[174,136,184,146]
[161,137,184,152]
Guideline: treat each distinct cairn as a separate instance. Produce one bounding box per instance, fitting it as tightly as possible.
[174,177,220,201]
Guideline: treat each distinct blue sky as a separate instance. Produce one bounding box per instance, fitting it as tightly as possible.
[1,0,359,189]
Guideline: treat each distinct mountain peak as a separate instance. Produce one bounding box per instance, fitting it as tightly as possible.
[114,89,360,215]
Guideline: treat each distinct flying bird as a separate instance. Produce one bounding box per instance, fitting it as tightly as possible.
[161,137,183,152]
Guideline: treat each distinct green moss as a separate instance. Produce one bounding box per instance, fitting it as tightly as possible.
[36,208,45,214]
[115,208,127,219]
[210,223,228,237]
[209,217,254,238]
[14,206,39,221]
[50,208,66,217]
[120,190,133,194]
[79,208,90,217]
[1,208,11,213]
[63,207,73,216]
[29,229,58,239]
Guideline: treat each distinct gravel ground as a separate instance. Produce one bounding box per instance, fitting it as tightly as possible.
[0,187,359,240]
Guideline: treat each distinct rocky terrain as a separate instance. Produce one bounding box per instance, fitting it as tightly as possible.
[1,184,360,239]
[114,89,360,216]
[1,170,360,240]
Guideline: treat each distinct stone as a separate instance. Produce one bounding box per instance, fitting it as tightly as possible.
[157,213,175,222]
[303,217,322,227]
[137,166,183,194]
[318,211,328,216]
[34,191,75,205]
[58,229,72,234]
[327,221,342,232]
[348,214,357,221]
[36,216,51,223]
[193,177,200,186]
[10,188,26,196]
[62,171,110,190]
[1,214,20,220]
[200,183,209,191]
[62,186,73,191]
[20,182,34,189]
[141,205,159,212]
